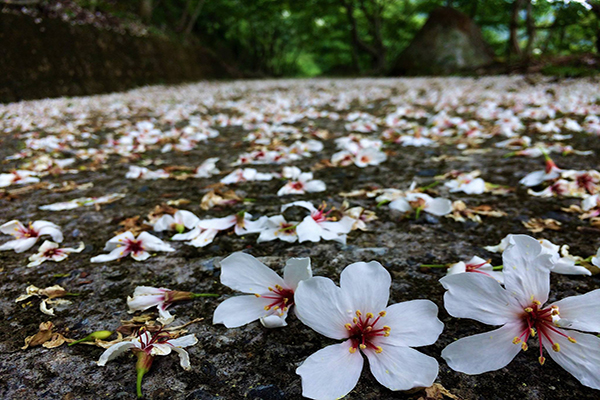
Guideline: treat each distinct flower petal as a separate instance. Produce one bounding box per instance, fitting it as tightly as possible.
[168,334,198,348]
[502,235,551,306]
[340,261,390,314]
[364,344,439,390]
[296,341,364,400]
[283,257,312,290]
[212,295,273,328]
[171,346,193,370]
[137,231,174,252]
[296,216,323,243]
[440,273,521,325]
[544,330,600,390]
[153,215,174,232]
[175,210,200,229]
[381,300,443,347]
[550,289,600,332]
[90,247,128,263]
[97,342,135,366]
[260,312,288,328]
[219,252,285,293]
[441,322,523,374]
[294,277,352,340]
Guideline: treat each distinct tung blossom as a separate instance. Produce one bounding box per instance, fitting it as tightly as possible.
[294,261,443,400]
[441,235,600,389]
[282,201,354,244]
[27,241,84,267]
[519,155,562,187]
[277,166,326,196]
[213,252,312,328]
[0,170,40,187]
[90,231,174,263]
[98,329,197,398]
[447,256,503,283]
[0,220,63,253]
[152,210,200,234]
[444,171,486,194]
[389,192,452,217]
[256,215,299,243]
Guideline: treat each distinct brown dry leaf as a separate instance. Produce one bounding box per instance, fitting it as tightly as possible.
[523,218,562,233]
[115,216,151,235]
[52,181,94,193]
[311,159,334,171]
[167,198,191,206]
[201,189,242,210]
[561,205,584,214]
[418,383,462,400]
[22,321,67,350]
[147,204,178,221]
[590,217,600,228]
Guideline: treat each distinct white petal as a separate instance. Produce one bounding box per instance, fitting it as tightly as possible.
[502,235,551,306]
[519,170,545,186]
[294,277,352,340]
[281,200,317,214]
[137,231,174,252]
[550,289,600,332]
[340,261,390,314]
[172,227,202,241]
[168,334,198,348]
[132,286,168,296]
[389,198,411,212]
[319,216,354,234]
[187,228,218,247]
[212,295,273,328]
[364,344,439,390]
[440,273,521,325]
[153,215,174,232]
[131,251,151,261]
[283,258,312,290]
[171,347,192,370]
[304,180,326,192]
[97,342,135,366]
[0,220,24,235]
[424,197,452,216]
[90,247,128,263]
[296,216,323,243]
[157,306,174,325]
[296,341,364,400]
[260,312,289,328]
[544,330,600,390]
[219,252,285,293]
[9,238,38,253]
[197,216,236,231]
[441,322,523,374]
[39,300,55,316]
[551,257,592,276]
[175,210,200,229]
[127,294,164,312]
[382,300,444,347]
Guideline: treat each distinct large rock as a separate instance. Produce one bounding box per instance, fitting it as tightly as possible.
[392,7,493,75]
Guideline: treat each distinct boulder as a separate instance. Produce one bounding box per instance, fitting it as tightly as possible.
[392,7,493,75]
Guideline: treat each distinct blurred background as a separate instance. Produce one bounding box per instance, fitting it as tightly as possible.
[1,0,599,101]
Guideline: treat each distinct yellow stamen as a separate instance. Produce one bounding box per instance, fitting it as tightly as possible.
[282,307,288,312]
[349,347,356,354]
[365,312,374,319]
[530,328,536,337]
[275,285,283,291]
[283,297,289,303]
[345,323,353,331]
[364,326,372,332]
[521,343,528,351]
[272,306,279,310]
[568,337,577,343]
[513,337,521,344]
[539,356,546,365]
[382,326,391,332]
[264,306,271,311]
[254,294,261,298]
[383,332,390,337]
[524,307,533,313]
[268,287,274,292]
[355,310,362,317]
[378,311,386,317]
[532,300,541,306]
[359,344,366,350]
[552,343,560,352]
[375,346,383,354]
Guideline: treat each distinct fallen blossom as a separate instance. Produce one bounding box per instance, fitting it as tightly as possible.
[91,231,174,263]
[39,193,126,211]
[522,218,562,233]
[16,284,73,316]
[295,261,443,400]
[213,252,312,328]
[256,215,299,243]
[441,235,600,390]
[447,256,503,283]
[277,166,326,196]
[152,210,200,233]
[220,168,275,184]
[194,157,220,178]
[200,189,242,210]
[282,201,354,244]
[22,321,69,350]
[0,220,63,253]
[444,171,486,194]
[0,170,40,188]
[519,155,562,187]
[27,241,84,267]
[389,193,452,217]
[125,165,169,180]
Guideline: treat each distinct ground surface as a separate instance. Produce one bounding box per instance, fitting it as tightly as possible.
[0,77,599,400]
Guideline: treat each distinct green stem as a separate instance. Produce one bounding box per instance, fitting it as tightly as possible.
[420,264,448,268]
[190,293,220,298]
[493,265,503,271]
[243,198,256,203]
[64,292,81,297]
[503,151,516,158]
[415,207,422,220]
[376,200,390,208]
[419,181,441,191]
[137,369,145,398]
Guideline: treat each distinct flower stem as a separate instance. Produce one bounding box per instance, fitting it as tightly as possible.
[420,264,448,268]
[415,207,422,220]
[493,265,503,271]
[136,368,145,398]
[376,199,390,208]
[190,293,220,298]
[419,181,441,191]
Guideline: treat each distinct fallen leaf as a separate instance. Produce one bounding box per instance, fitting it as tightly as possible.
[523,218,562,233]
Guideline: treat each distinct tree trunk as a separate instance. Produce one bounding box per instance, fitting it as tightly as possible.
[507,0,524,63]
[185,0,207,37]
[591,4,600,53]
[523,0,535,69]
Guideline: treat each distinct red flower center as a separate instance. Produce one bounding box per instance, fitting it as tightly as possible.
[260,285,295,314]
[345,310,390,354]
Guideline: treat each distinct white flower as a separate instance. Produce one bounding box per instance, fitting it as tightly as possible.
[441,235,600,390]
[444,171,486,194]
[256,215,299,243]
[127,286,204,325]
[294,261,443,400]
[0,220,63,253]
[582,194,599,211]
[593,247,600,268]
[194,157,220,178]
[389,193,452,217]
[0,170,39,187]
[90,231,174,263]
[282,201,354,244]
[152,210,200,233]
[483,234,513,253]
[220,168,275,184]
[277,167,326,196]
[354,147,387,168]
[27,241,84,267]
[197,211,267,236]
[538,239,592,276]
[213,252,312,328]
[519,157,562,187]
[447,256,503,283]
[125,165,169,180]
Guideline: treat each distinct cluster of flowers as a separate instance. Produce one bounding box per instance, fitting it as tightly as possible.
[92,235,600,399]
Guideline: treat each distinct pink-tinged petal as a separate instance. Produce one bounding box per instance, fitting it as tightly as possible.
[91,247,129,263]
[2,237,38,253]
[544,330,600,390]
[440,273,521,325]
[502,235,552,307]
[260,312,289,328]
[105,232,135,249]
[212,295,273,328]
[137,231,174,252]
[0,220,25,236]
[364,344,439,391]
[198,216,236,231]
[132,286,168,296]
[175,210,200,229]
[296,216,322,243]
[283,258,312,290]
[340,261,390,314]
[296,341,364,400]
[441,322,524,374]
[550,289,600,332]
[127,294,164,312]
[382,300,443,347]
[131,250,151,261]
[219,252,285,293]
[295,277,352,340]
[97,342,136,366]
[153,215,174,232]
